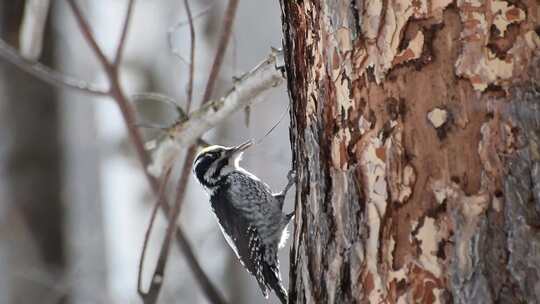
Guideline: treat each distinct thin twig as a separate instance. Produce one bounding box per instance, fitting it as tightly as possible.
[184,0,195,113]
[167,3,213,66]
[66,0,112,75]
[0,0,274,301]
[232,29,238,77]
[132,92,188,120]
[143,1,242,301]
[2,1,280,302]
[170,51,283,148]
[114,0,135,67]
[143,146,200,304]
[168,4,213,30]
[145,51,284,178]
[152,0,246,176]
[64,2,228,303]
[68,1,150,167]
[137,167,172,299]
[153,164,228,304]
[200,0,240,104]
[145,0,242,296]
[173,224,222,300]
[112,84,153,168]
[0,38,108,95]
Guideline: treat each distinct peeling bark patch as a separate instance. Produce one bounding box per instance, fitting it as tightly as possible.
[357,0,453,82]
[385,97,406,121]
[427,107,453,140]
[393,30,425,65]
[408,199,452,302]
[427,107,448,129]
[491,1,526,37]
[477,110,519,195]
[359,127,425,302]
[360,136,388,302]
[413,217,445,277]
[281,0,539,302]
[358,114,373,135]
[430,180,494,303]
[331,128,352,169]
[455,0,537,91]
[387,127,417,205]
[398,165,416,204]
[409,264,445,304]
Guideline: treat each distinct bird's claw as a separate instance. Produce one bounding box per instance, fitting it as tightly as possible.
[280,169,296,197]
[286,170,297,185]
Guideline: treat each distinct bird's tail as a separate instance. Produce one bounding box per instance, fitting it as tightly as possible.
[272,282,288,304]
[264,262,288,304]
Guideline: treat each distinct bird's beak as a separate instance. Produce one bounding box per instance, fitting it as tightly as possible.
[227,140,253,158]
[231,140,253,153]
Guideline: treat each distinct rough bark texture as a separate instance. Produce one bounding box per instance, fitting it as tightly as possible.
[279,0,539,303]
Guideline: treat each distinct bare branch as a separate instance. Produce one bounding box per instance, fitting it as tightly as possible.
[176,50,284,146]
[65,2,227,303]
[132,92,188,120]
[147,50,284,176]
[138,167,172,299]
[143,2,242,301]
[2,1,254,302]
[66,0,150,168]
[153,176,228,304]
[200,0,240,104]
[145,37,283,304]
[143,147,206,304]
[0,38,108,95]
[168,4,213,30]
[66,0,112,74]
[173,224,226,303]
[114,0,135,66]
[167,4,213,66]
[184,0,195,113]
[138,189,228,304]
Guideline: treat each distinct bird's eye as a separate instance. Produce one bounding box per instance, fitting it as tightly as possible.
[208,151,221,160]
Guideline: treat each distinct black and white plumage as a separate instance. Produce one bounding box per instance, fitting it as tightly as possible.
[193,141,295,304]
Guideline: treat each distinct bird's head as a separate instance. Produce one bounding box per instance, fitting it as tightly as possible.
[193,140,252,188]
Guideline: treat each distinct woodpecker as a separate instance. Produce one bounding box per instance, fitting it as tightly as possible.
[193,140,295,304]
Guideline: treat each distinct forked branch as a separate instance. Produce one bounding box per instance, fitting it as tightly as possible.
[63,1,227,303]
[0,1,286,303]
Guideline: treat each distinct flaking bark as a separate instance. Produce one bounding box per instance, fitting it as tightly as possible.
[279,1,539,303]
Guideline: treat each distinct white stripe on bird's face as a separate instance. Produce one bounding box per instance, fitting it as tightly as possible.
[193,145,227,188]
[193,143,253,193]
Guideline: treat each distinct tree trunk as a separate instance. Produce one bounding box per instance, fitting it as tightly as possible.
[279,1,539,303]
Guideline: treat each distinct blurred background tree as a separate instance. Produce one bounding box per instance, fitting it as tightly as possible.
[0,1,291,303]
[0,1,67,302]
